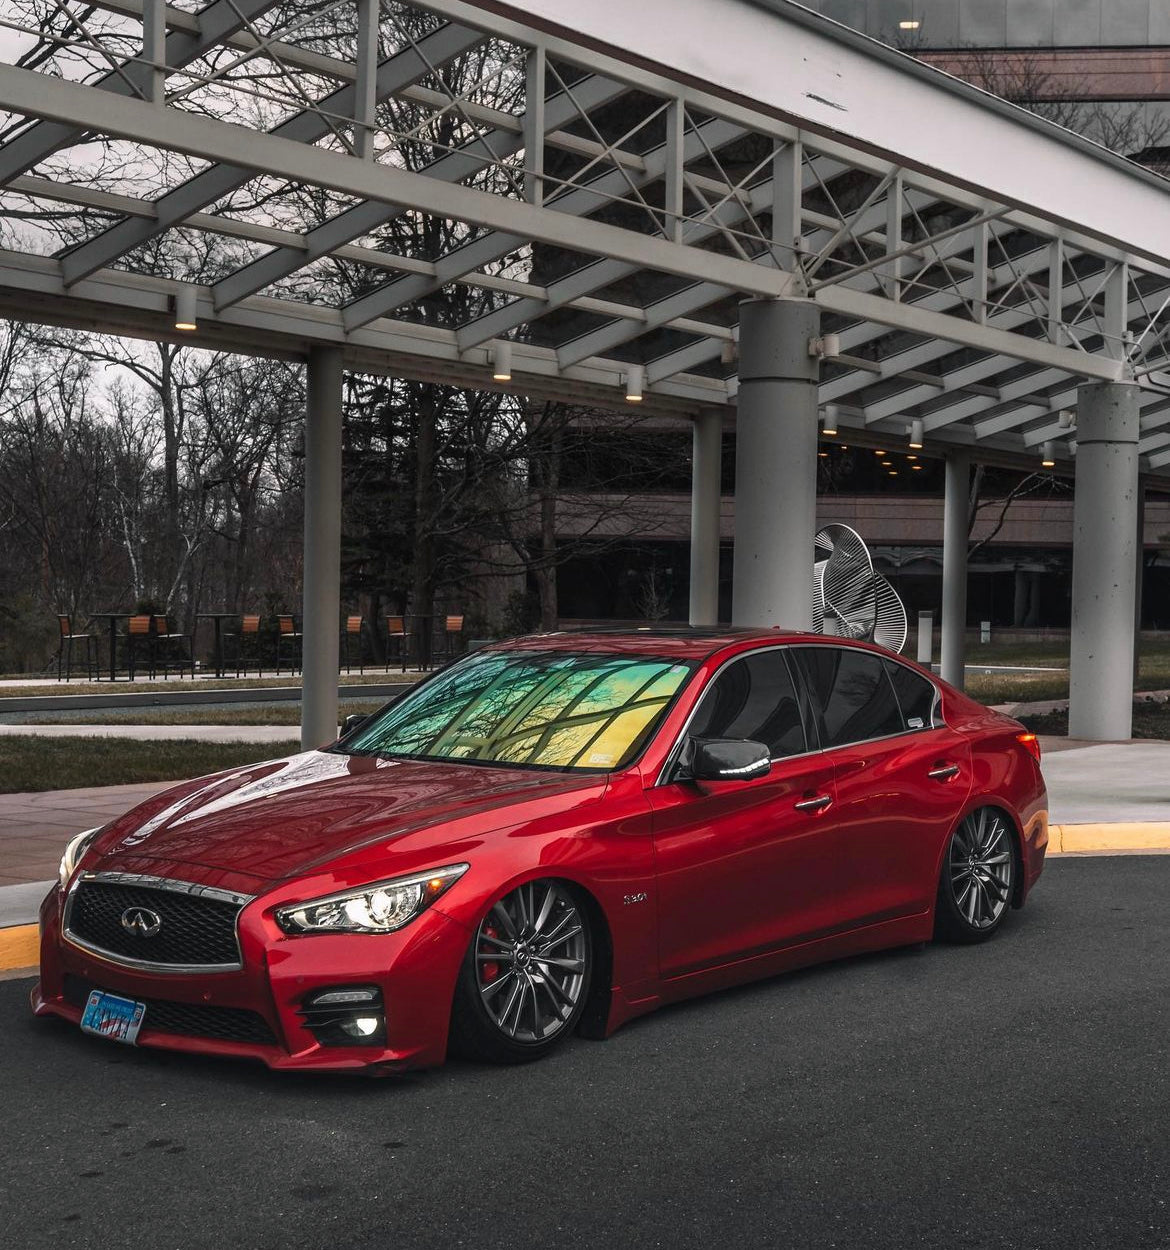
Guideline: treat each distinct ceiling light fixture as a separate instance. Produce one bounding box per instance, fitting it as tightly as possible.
[625,364,644,403]
[1041,441,1056,468]
[491,339,512,381]
[821,404,839,435]
[909,418,924,449]
[173,286,197,331]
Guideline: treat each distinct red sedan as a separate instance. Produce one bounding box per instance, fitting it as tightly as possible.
[33,629,1047,1071]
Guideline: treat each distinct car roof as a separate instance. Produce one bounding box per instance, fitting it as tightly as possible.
[481,626,812,662]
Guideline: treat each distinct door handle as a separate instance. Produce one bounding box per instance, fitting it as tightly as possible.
[927,764,961,781]
[794,794,833,813]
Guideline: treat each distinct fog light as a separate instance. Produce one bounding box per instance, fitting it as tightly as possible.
[341,1016,382,1039]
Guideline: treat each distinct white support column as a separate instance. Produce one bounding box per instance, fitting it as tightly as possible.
[302,346,344,751]
[664,99,685,244]
[731,297,819,629]
[689,408,722,626]
[940,451,969,689]
[523,45,545,206]
[142,0,166,105]
[353,0,378,160]
[1069,381,1141,741]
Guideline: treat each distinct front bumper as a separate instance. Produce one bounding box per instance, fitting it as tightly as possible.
[32,881,470,1072]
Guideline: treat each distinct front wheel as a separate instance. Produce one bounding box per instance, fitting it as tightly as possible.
[934,808,1017,943]
[449,880,592,1064]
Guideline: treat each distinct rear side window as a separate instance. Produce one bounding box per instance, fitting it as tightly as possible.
[884,660,937,731]
[794,647,903,748]
[689,650,806,759]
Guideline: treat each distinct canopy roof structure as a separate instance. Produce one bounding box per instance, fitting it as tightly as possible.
[3,0,1170,475]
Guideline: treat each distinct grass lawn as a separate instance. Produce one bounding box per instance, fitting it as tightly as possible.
[19,699,389,727]
[958,640,1170,706]
[1019,699,1170,741]
[0,736,299,793]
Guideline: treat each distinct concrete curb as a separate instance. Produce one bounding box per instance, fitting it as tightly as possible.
[2,825,1169,974]
[0,924,37,974]
[1048,823,1170,854]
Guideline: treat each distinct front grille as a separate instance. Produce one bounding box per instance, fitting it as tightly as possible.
[67,879,242,968]
[64,975,277,1046]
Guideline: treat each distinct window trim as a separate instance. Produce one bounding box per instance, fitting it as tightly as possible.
[654,641,947,787]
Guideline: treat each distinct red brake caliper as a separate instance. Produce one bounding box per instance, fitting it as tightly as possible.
[480,924,501,984]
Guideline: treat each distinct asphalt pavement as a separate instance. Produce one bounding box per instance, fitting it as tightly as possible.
[1,857,1166,1250]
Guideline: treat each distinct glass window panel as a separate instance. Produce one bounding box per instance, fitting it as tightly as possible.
[917,1,960,47]
[795,648,904,747]
[689,650,806,759]
[1151,3,1170,45]
[1055,0,1102,46]
[1006,0,1055,46]
[1098,0,1150,46]
[884,660,937,731]
[959,0,1007,47]
[346,651,693,771]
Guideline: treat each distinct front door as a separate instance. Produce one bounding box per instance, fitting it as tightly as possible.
[648,647,842,980]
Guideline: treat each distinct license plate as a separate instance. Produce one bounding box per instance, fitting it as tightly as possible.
[80,990,146,1045]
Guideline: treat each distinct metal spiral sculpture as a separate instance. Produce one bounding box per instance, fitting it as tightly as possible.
[812,523,908,654]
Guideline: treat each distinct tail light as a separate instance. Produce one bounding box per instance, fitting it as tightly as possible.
[1016,732,1041,762]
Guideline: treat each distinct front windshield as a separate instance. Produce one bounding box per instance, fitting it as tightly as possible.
[344,649,695,772]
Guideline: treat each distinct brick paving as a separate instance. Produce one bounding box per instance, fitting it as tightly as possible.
[0,781,174,886]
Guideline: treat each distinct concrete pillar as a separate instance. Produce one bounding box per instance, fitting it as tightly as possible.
[732,298,819,629]
[1013,566,1028,627]
[1069,381,1141,741]
[689,409,723,626]
[301,346,344,750]
[916,610,933,666]
[940,451,969,689]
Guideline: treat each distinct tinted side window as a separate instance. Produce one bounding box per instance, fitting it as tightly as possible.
[689,651,806,759]
[884,660,937,731]
[794,647,903,747]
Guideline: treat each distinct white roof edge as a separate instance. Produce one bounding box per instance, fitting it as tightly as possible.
[500,0,1170,267]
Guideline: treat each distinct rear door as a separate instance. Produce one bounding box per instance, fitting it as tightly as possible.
[648,646,840,979]
[791,645,972,924]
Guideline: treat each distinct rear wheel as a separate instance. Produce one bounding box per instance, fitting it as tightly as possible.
[934,808,1016,943]
[449,880,592,1064]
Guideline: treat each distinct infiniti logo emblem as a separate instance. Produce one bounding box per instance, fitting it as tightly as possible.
[120,906,162,938]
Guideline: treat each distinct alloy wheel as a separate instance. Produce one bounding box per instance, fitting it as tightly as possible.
[474,881,587,1044]
[948,808,1014,930]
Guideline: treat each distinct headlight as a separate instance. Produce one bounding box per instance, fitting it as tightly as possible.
[58,827,100,888]
[275,864,468,935]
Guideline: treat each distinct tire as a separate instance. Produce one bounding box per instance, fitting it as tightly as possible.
[449,879,593,1064]
[934,808,1017,944]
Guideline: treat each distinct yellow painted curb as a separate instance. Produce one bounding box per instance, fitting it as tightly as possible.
[0,924,38,973]
[1048,823,1170,855]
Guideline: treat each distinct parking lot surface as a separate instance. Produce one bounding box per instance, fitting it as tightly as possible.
[1,857,1166,1250]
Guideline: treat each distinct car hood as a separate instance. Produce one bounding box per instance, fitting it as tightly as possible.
[92,750,605,883]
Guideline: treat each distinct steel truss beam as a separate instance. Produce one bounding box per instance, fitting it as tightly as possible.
[1,0,1169,477]
[55,20,487,287]
[0,0,282,183]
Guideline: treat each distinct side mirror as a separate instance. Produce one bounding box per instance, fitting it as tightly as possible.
[340,713,368,738]
[688,737,771,783]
